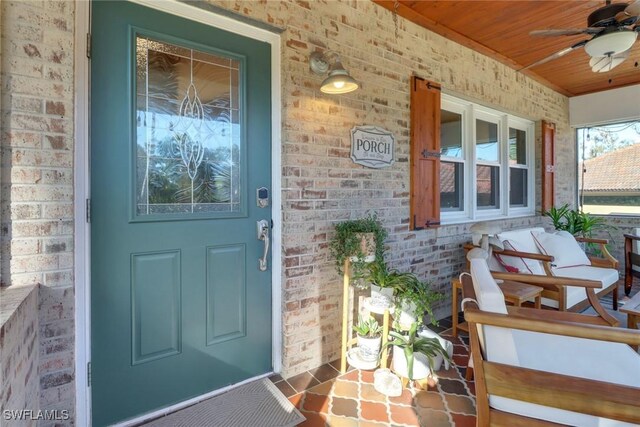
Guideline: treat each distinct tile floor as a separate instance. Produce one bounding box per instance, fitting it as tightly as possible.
[271,326,475,427]
[271,279,640,427]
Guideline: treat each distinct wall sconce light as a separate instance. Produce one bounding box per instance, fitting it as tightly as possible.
[309,51,359,94]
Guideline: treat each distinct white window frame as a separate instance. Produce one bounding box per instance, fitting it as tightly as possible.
[440,94,535,224]
[440,98,469,223]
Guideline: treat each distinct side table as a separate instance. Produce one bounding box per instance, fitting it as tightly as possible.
[452,277,544,337]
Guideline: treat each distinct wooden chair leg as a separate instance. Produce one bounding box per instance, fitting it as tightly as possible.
[465,365,474,381]
[613,282,618,311]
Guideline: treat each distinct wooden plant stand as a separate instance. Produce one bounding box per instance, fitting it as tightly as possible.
[339,259,393,373]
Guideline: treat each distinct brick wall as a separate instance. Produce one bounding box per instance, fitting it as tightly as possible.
[206,0,572,376]
[0,285,39,427]
[0,0,75,420]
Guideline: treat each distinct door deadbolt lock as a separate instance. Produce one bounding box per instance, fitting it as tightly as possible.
[257,187,269,208]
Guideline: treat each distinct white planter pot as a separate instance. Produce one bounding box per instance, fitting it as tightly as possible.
[392,329,452,379]
[370,285,394,309]
[392,345,432,380]
[356,335,381,362]
[398,301,418,329]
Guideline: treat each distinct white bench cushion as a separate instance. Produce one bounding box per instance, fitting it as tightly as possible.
[541,265,619,309]
[491,330,640,426]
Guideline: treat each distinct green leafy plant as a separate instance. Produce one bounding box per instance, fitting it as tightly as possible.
[393,275,443,327]
[543,204,608,237]
[330,214,387,278]
[352,315,382,338]
[382,322,450,380]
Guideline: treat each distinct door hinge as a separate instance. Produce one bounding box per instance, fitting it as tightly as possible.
[86,199,91,223]
[86,33,91,59]
[87,362,92,387]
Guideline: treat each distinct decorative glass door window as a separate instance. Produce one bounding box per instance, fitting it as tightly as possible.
[135,36,242,216]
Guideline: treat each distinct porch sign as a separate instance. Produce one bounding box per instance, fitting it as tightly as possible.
[350,126,395,169]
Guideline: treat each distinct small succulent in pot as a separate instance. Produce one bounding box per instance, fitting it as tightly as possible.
[353,315,383,362]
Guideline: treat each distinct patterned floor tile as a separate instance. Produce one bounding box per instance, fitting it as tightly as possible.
[307,379,335,396]
[389,404,421,425]
[388,388,413,407]
[333,380,359,398]
[451,413,477,427]
[444,393,476,415]
[414,390,445,411]
[284,327,475,426]
[415,408,452,426]
[360,401,390,423]
[438,379,469,396]
[331,397,359,418]
[360,383,386,402]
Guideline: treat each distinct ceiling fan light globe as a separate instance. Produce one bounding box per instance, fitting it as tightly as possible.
[584,31,637,57]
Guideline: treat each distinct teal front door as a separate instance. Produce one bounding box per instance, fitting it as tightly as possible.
[90,2,272,425]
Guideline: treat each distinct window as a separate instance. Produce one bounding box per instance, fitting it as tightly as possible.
[439,94,534,223]
[577,120,640,215]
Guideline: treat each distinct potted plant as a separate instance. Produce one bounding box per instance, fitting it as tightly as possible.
[543,204,608,238]
[393,274,443,329]
[330,214,387,279]
[364,260,405,309]
[353,315,383,362]
[384,322,451,384]
[543,203,616,255]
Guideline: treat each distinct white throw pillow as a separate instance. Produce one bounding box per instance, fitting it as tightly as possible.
[531,230,591,269]
[494,239,545,275]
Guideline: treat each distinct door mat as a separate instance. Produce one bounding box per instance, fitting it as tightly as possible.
[142,378,305,427]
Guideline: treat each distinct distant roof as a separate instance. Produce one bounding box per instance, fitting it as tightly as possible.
[582,144,640,192]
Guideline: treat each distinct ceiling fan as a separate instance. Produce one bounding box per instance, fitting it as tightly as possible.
[526,0,640,72]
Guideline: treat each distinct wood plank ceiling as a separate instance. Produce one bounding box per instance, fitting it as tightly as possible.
[373,0,640,96]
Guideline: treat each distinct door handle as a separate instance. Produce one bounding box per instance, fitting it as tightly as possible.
[257,220,270,271]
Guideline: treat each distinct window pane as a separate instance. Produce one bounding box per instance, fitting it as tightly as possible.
[135,36,241,216]
[577,121,640,215]
[476,165,500,209]
[476,119,498,162]
[441,110,463,158]
[440,161,464,211]
[509,128,527,165]
[510,168,527,207]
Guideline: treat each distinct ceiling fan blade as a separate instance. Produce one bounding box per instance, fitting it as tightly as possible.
[522,40,588,70]
[589,49,631,72]
[617,0,640,23]
[530,28,603,37]
[626,0,640,17]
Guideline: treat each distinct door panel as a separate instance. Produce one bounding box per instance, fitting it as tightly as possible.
[90,2,272,425]
[206,244,246,345]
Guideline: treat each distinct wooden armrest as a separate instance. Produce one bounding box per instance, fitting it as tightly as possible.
[465,307,640,346]
[589,257,617,268]
[492,248,554,262]
[575,236,609,244]
[491,271,602,289]
[506,306,611,326]
[624,234,640,242]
